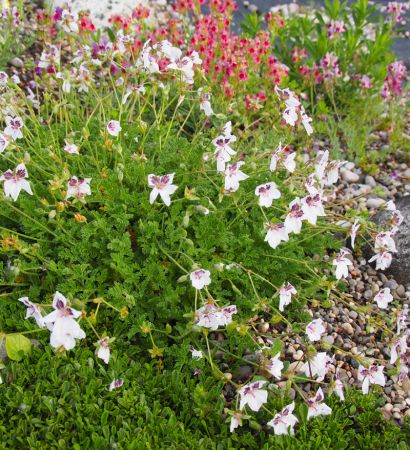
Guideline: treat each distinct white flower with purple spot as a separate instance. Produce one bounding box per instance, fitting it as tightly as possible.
[4,116,23,140]
[238,380,268,412]
[66,176,91,200]
[0,163,33,201]
[284,198,304,234]
[267,402,298,435]
[279,283,297,312]
[106,120,122,137]
[307,388,332,420]
[255,182,281,207]
[374,288,393,309]
[190,269,211,290]
[358,364,385,394]
[333,249,353,280]
[148,173,178,206]
[224,162,249,192]
[306,318,326,342]
[265,222,289,249]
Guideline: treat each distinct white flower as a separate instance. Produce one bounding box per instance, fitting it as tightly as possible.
[109,379,124,391]
[301,111,313,135]
[314,151,329,181]
[266,353,284,380]
[199,90,214,117]
[195,303,237,330]
[66,176,91,200]
[397,305,409,334]
[390,336,408,364]
[301,194,325,225]
[0,163,33,201]
[332,369,345,401]
[224,162,248,192]
[390,210,403,235]
[212,122,237,172]
[369,251,392,270]
[190,269,211,290]
[4,116,23,140]
[0,134,9,153]
[350,219,360,249]
[106,120,122,137]
[148,173,178,206]
[279,283,297,312]
[307,388,332,420]
[238,380,268,411]
[358,365,385,394]
[265,222,289,249]
[64,139,79,155]
[374,288,393,309]
[284,198,304,234]
[324,161,341,186]
[374,232,397,253]
[18,297,45,328]
[306,318,326,342]
[267,402,298,435]
[97,336,111,364]
[302,352,334,381]
[333,249,353,280]
[229,410,245,433]
[190,348,203,359]
[0,71,8,85]
[43,292,85,351]
[270,142,296,173]
[255,182,281,207]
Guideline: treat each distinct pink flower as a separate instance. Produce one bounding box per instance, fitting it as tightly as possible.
[148,173,178,206]
[267,402,298,435]
[0,163,33,201]
[306,318,326,342]
[358,364,385,394]
[238,380,268,411]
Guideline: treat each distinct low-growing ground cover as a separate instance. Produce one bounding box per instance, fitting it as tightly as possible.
[0,0,409,448]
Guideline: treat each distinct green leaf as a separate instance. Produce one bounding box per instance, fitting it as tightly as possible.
[6,334,32,361]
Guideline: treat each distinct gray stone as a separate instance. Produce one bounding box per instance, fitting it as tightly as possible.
[365,175,377,187]
[341,168,360,183]
[10,57,24,68]
[367,198,386,209]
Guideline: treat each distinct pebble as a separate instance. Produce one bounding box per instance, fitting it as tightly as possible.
[10,57,24,68]
[365,175,377,187]
[366,198,386,208]
[396,285,405,297]
[341,168,360,183]
[341,323,354,335]
[385,280,398,290]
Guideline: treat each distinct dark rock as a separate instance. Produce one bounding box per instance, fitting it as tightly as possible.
[366,196,410,285]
